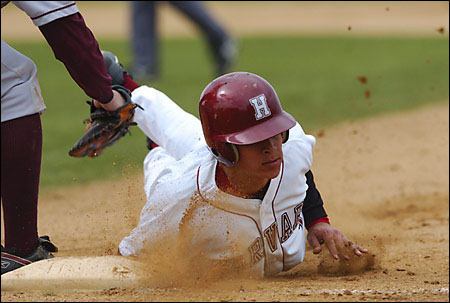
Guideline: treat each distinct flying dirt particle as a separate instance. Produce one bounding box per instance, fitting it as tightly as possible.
[364,90,371,99]
[347,25,352,31]
[317,130,325,137]
[357,76,367,84]
[73,177,77,182]
[426,58,431,63]
[385,7,390,11]
[436,27,445,34]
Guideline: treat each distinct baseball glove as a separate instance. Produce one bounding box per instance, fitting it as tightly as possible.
[69,84,141,158]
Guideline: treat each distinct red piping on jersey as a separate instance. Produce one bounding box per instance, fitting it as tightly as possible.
[270,160,286,270]
[31,2,76,20]
[196,165,265,257]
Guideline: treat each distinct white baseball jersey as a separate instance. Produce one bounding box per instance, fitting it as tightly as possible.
[1,1,78,122]
[119,86,316,277]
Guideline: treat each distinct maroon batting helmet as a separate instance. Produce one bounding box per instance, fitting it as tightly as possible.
[199,72,296,166]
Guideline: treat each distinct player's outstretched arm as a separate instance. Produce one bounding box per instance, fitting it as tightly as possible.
[307,222,368,260]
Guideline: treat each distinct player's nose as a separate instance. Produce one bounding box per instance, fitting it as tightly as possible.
[262,134,282,154]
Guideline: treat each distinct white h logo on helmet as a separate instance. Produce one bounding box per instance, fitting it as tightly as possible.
[249,94,271,120]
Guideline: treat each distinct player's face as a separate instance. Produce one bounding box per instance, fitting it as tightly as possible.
[235,133,284,180]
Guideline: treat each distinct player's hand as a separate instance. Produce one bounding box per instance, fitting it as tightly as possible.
[307,222,368,260]
[93,89,126,111]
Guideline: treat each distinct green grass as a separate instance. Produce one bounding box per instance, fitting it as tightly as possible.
[5,36,448,189]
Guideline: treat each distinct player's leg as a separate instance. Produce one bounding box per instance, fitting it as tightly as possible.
[1,114,41,258]
[169,1,236,75]
[130,1,159,82]
[1,115,57,275]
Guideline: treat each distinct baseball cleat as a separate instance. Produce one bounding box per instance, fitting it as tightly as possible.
[1,236,58,275]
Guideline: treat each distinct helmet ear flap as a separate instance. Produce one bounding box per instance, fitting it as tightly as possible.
[228,143,240,164]
[209,143,240,167]
[282,130,289,143]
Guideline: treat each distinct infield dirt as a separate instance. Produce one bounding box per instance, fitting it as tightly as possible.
[1,2,449,302]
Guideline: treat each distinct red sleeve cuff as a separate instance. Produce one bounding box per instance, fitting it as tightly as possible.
[306,216,330,230]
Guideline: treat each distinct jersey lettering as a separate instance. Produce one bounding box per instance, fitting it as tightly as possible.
[249,203,304,261]
[280,212,293,243]
[249,94,271,120]
[263,222,278,252]
[293,202,304,230]
[248,237,264,264]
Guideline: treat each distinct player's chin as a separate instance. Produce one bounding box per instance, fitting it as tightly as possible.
[261,158,282,178]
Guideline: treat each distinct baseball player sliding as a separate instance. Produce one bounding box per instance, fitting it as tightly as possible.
[74,51,368,277]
